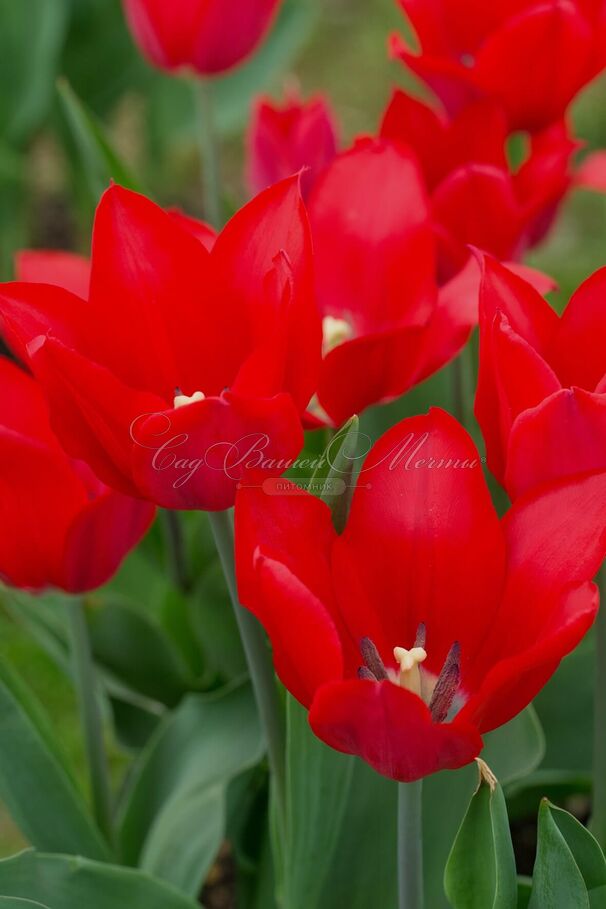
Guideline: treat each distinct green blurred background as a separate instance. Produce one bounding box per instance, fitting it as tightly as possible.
[1,0,606,862]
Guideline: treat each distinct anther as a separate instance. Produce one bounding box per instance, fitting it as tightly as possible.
[357,666,377,682]
[414,622,426,649]
[429,642,461,723]
[359,637,388,681]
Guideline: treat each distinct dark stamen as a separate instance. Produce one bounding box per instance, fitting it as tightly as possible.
[357,666,377,681]
[359,637,388,681]
[174,386,183,396]
[429,642,461,723]
[414,622,426,649]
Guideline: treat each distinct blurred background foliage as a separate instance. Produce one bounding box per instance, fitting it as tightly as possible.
[1,0,606,902]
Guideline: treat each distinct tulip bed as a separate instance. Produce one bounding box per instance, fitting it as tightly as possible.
[2,1,606,908]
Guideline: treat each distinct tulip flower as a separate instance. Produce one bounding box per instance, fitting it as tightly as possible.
[0,179,320,511]
[381,90,577,279]
[236,408,606,782]
[0,357,154,593]
[476,255,606,499]
[122,0,282,75]
[305,137,487,427]
[246,89,339,199]
[392,0,606,131]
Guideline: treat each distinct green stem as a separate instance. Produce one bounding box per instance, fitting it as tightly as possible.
[193,79,222,229]
[591,564,606,847]
[66,598,113,845]
[160,509,191,593]
[398,780,424,909]
[207,510,287,826]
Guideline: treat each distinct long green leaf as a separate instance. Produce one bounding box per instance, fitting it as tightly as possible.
[445,761,517,909]
[0,662,110,861]
[0,900,52,908]
[118,682,263,896]
[0,852,202,909]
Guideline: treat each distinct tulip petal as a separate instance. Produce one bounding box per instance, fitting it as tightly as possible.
[131,390,303,511]
[547,266,606,390]
[474,1,593,130]
[461,581,598,732]
[0,282,87,367]
[63,492,155,593]
[15,251,91,299]
[335,409,505,681]
[506,387,606,498]
[309,138,436,334]
[309,679,482,782]
[211,176,320,412]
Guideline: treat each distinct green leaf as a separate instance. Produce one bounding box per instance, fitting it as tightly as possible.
[282,696,355,908]
[56,78,140,203]
[0,662,110,861]
[445,761,517,909]
[423,707,544,909]
[86,601,192,707]
[528,800,606,908]
[317,416,361,532]
[0,0,67,144]
[0,900,52,908]
[0,852,203,909]
[118,682,263,897]
[518,877,533,908]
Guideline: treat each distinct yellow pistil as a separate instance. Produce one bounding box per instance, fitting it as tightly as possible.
[393,646,427,697]
[322,315,353,356]
[173,390,206,409]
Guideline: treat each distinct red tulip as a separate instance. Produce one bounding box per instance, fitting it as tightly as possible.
[381,90,578,279]
[475,255,606,498]
[236,408,606,782]
[0,180,320,511]
[246,89,339,200]
[305,137,484,426]
[122,0,282,75]
[392,0,606,131]
[0,357,154,593]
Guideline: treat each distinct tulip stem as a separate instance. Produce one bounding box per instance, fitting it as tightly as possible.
[398,780,424,909]
[207,509,287,825]
[66,597,113,846]
[591,564,606,848]
[160,509,191,593]
[194,79,222,228]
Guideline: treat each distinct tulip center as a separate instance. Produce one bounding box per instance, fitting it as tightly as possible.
[357,625,462,723]
[173,388,206,409]
[322,315,353,355]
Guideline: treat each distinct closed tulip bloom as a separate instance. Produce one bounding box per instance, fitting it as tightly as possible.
[0,358,154,593]
[0,179,320,511]
[476,256,606,499]
[122,0,281,75]
[236,409,606,782]
[392,0,606,131]
[246,90,339,199]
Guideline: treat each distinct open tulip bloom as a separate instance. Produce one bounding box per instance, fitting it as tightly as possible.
[0,178,321,511]
[236,408,606,782]
[476,255,606,499]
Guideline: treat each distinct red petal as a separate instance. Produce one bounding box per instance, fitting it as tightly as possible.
[0,282,87,367]
[462,581,598,732]
[0,357,56,447]
[309,138,437,334]
[335,409,505,682]
[506,387,606,498]
[15,251,91,299]
[211,176,320,412]
[380,90,447,189]
[316,324,425,427]
[89,184,229,399]
[547,266,606,390]
[167,209,217,250]
[309,679,482,782]
[474,2,593,130]
[33,337,165,497]
[396,0,532,55]
[63,492,155,593]
[131,390,303,510]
